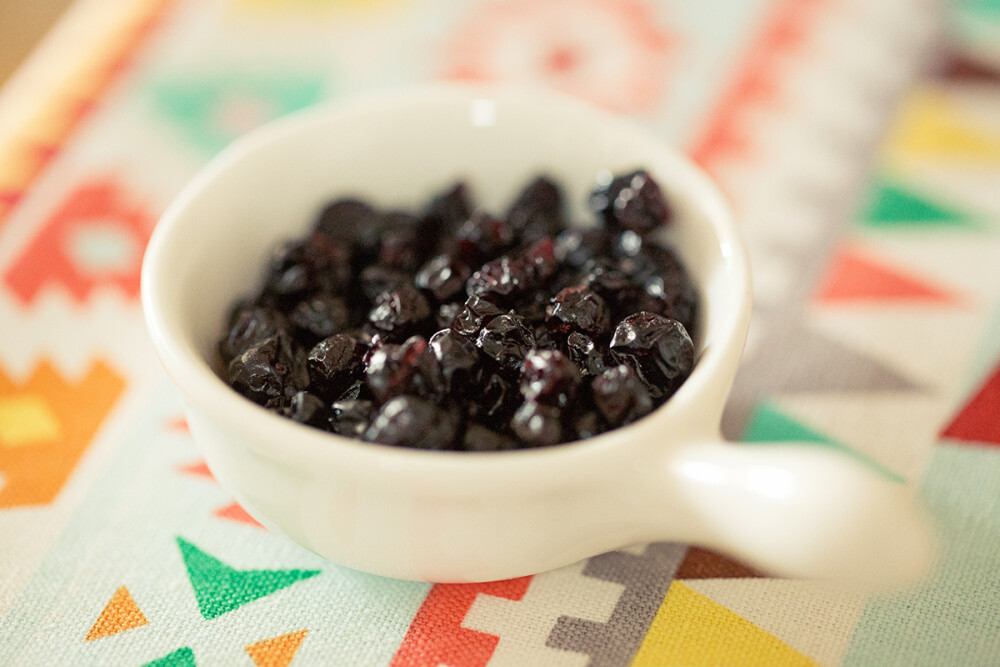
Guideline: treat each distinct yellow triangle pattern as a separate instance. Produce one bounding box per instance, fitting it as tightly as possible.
[886,88,1000,164]
[630,582,818,667]
[85,586,148,641]
[0,395,61,448]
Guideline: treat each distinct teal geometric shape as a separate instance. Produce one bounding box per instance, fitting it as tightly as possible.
[143,647,195,667]
[858,180,971,229]
[149,73,325,153]
[176,537,320,620]
[843,445,1000,666]
[742,401,905,483]
[962,0,1000,18]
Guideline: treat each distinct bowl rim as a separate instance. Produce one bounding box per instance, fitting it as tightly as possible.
[140,82,752,476]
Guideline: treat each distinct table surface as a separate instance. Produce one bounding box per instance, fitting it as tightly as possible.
[1,1,999,665]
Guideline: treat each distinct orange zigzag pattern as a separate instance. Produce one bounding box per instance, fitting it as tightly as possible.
[0,360,125,507]
[691,0,828,171]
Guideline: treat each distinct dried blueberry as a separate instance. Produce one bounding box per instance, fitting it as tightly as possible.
[511,401,563,447]
[377,211,426,271]
[462,423,518,452]
[358,265,410,302]
[365,335,445,403]
[457,210,514,264]
[451,295,505,338]
[520,350,581,407]
[364,396,460,449]
[329,399,375,438]
[289,294,349,343]
[554,228,612,268]
[520,236,558,284]
[592,364,654,426]
[547,286,611,337]
[219,305,287,363]
[422,182,473,236]
[609,312,694,398]
[466,255,528,302]
[227,334,304,405]
[506,176,563,242]
[429,328,481,395]
[590,169,671,235]
[565,331,607,377]
[415,254,472,303]
[315,198,377,240]
[476,313,536,372]
[278,390,329,429]
[306,333,367,399]
[469,372,520,429]
[367,285,432,342]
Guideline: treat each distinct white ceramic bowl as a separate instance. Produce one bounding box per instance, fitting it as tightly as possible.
[142,84,932,583]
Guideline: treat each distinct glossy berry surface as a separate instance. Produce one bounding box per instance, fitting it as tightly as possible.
[592,364,654,427]
[609,312,694,398]
[217,170,698,450]
[365,395,460,449]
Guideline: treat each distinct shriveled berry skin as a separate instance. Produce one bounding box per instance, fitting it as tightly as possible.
[290,294,349,343]
[462,423,518,452]
[219,305,287,363]
[609,312,694,398]
[307,333,366,399]
[451,295,504,338]
[511,401,563,447]
[547,286,611,337]
[592,364,654,426]
[277,390,329,429]
[368,285,432,342]
[477,313,536,372]
[219,170,700,451]
[429,328,480,395]
[365,396,460,449]
[520,350,581,407]
[227,335,305,405]
[466,255,528,302]
[329,399,374,438]
[415,254,471,302]
[565,332,607,377]
[590,169,671,235]
[365,335,445,403]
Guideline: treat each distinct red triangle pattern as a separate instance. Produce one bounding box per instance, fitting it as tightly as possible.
[941,361,1000,447]
[816,247,958,304]
[215,501,264,529]
[178,461,214,480]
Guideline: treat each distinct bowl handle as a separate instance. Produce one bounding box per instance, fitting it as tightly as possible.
[655,440,936,585]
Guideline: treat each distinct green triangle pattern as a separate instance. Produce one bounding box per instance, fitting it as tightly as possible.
[143,647,195,667]
[859,181,970,228]
[176,537,320,620]
[742,402,905,483]
[150,73,325,153]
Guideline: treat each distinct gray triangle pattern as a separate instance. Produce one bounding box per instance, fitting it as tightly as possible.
[722,321,924,438]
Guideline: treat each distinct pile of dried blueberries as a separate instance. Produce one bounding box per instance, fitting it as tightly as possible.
[217,169,698,451]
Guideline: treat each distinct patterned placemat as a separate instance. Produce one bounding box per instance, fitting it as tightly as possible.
[2,0,999,665]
